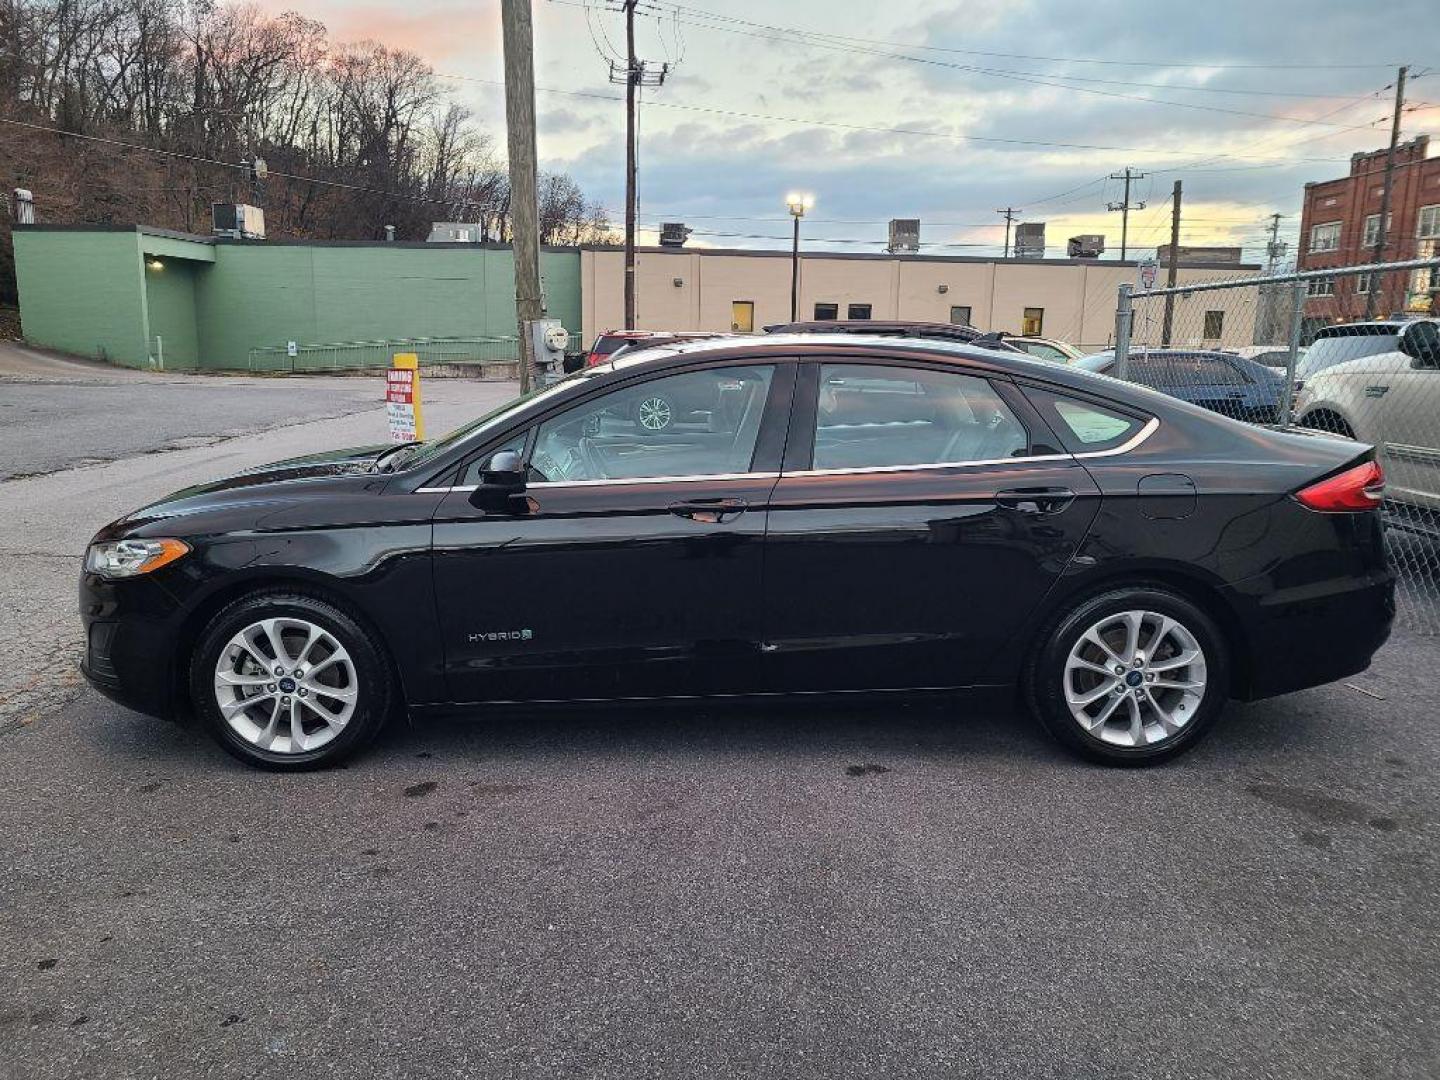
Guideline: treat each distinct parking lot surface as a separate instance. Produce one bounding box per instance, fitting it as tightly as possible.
[2,628,1437,1080]
[2,348,1436,1078]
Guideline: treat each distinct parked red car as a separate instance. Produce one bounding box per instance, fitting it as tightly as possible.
[584,330,724,367]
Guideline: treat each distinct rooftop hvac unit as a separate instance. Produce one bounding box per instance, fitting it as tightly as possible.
[1067,233,1105,259]
[212,203,266,240]
[659,222,692,247]
[888,218,920,254]
[1015,222,1045,259]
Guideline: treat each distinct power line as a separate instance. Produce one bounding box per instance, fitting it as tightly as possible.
[443,72,1385,167]
[608,1,1396,126]
[618,1,1404,71]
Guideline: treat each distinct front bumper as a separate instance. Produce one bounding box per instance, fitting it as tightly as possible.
[79,570,186,721]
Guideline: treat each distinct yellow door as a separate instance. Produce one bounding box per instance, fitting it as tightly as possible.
[731,301,755,333]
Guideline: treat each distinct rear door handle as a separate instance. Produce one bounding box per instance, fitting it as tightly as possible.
[995,487,1076,515]
[668,497,749,523]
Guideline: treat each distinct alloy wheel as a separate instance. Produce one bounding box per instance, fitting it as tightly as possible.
[213,617,358,754]
[637,396,673,431]
[1062,609,1207,748]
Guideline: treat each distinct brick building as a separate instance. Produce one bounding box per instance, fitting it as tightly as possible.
[1297,134,1440,327]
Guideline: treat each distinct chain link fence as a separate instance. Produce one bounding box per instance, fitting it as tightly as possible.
[1106,256,1440,634]
[245,335,527,374]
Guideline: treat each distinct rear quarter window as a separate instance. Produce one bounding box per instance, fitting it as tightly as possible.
[1021,386,1149,454]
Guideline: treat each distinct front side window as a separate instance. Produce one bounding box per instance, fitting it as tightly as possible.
[1309,221,1341,253]
[1018,341,1068,362]
[529,364,775,483]
[1022,307,1044,335]
[810,364,1027,470]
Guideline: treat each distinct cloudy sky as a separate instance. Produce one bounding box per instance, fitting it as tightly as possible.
[280,0,1435,261]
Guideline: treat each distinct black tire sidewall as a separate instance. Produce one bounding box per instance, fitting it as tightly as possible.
[1028,587,1230,766]
[190,592,392,770]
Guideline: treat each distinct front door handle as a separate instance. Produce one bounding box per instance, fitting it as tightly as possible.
[995,487,1076,515]
[669,497,749,523]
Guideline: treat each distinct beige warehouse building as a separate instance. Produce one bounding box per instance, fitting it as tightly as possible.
[579,246,1261,352]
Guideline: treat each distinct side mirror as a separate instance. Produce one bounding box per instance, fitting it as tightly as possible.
[470,449,527,511]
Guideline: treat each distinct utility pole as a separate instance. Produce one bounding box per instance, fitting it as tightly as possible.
[1161,180,1181,346]
[996,207,1018,259]
[501,0,542,395]
[1260,212,1289,345]
[1365,64,1408,319]
[609,2,667,330]
[1265,213,1285,274]
[1106,167,1147,261]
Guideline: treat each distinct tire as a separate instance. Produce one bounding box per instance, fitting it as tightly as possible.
[189,591,394,770]
[1025,586,1230,766]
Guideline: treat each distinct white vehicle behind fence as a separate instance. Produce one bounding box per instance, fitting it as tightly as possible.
[1294,319,1440,518]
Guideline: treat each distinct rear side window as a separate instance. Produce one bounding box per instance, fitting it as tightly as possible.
[1022,386,1147,454]
[810,364,1027,470]
[1300,329,1400,376]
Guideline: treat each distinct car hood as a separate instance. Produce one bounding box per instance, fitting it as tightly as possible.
[104,444,395,535]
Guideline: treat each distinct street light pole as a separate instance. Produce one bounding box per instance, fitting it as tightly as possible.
[786,192,813,322]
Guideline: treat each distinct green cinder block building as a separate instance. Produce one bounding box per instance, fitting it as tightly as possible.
[11,225,584,370]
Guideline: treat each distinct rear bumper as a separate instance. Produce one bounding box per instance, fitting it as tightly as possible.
[1230,570,1395,701]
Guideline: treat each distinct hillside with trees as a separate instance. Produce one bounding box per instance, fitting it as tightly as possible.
[0,0,612,302]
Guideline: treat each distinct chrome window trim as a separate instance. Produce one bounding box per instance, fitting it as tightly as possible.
[784,416,1160,478]
[414,419,1159,491]
[417,471,780,494]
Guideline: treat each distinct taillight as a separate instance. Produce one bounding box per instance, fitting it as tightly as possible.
[585,351,604,367]
[1294,459,1385,512]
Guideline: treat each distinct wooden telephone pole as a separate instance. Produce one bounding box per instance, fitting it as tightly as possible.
[1365,65,1408,319]
[1161,180,1182,345]
[500,0,542,394]
[1107,167,1147,261]
[608,2,666,330]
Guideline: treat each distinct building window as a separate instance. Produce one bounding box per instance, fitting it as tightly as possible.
[1309,221,1341,253]
[1362,213,1392,249]
[1203,310,1225,339]
[813,302,838,320]
[1022,307,1044,336]
[847,303,872,320]
[1356,273,1378,294]
[1419,205,1440,240]
[949,305,972,326]
[1306,278,1335,297]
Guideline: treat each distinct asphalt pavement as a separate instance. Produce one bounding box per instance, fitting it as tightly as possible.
[0,343,517,728]
[1,345,1437,1079]
[1,633,1436,1079]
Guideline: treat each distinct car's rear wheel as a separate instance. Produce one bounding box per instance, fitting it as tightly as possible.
[190,592,393,770]
[1026,587,1229,765]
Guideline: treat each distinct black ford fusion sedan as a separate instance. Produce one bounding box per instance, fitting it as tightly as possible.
[80,335,1394,770]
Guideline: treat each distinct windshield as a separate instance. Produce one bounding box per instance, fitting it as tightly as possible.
[1299,330,1400,377]
[1075,353,1113,371]
[382,372,596,472]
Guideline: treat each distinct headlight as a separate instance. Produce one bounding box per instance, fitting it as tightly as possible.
[84,538,191,578]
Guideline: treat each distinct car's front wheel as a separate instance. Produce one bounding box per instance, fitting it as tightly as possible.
[190,591,394,769]
[1026,587,1230,766]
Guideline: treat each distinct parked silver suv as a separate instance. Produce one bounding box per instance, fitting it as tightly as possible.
[1294,318,1440,514]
